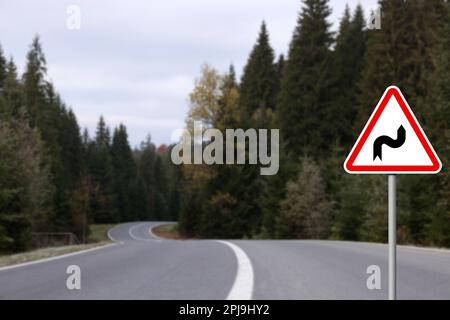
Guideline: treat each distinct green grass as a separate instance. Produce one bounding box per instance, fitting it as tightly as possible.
[88,224,115,243]
[152,223,185,239]
[157,223,178,233]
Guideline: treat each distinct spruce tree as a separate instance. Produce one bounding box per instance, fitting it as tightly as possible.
[111,124,138,222]
[52,105,85,235]
[96,116,111,147]
[216,65,241,130]
[240,21,277,125]
[356,0,445,244]
[277,157,331,239]
[2,58,23,116]
[22,36,47,126]
[88,117,116,223]
[0,44,6,90]
[0,117,51,252]
[427,0,450,247]
[329,4,366,148]
[274,54,285,101]
[138,137,157,219]
[277,0,333,159]
[152,154,169,220]
[333,174,365,240]
[58,108,83,190]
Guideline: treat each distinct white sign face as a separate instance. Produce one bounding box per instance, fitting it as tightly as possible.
[344,86,442,174]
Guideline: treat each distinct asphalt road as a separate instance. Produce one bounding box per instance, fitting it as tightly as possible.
[0,222,449,300]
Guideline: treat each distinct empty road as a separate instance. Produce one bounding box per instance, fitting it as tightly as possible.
[0,222,449,300]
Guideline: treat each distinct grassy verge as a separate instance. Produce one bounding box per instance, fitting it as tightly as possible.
[152,223,188,240]
[88,224,115,243]
[0,224,115,268]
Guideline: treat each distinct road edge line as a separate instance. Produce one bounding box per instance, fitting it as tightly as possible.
[217,240,254,300]
[0,242,119,272]
[128,223,147,240]
[107,224,124,242]
[149,226,164,240]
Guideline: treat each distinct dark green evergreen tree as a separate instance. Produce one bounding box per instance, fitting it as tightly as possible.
[111,124,139,222]
[0,44,7,90]
[96,116,111,147]
[329,4,366,148]
[0,117,51,252]
[138,137,157,219]
[153,155,169,219]
[1,58,23,116]
[86,117,117,223]
[277,0,333,160]
[240,21,277,125]
[273,54,285,101]
[356,0,445,244]
[22,36,48,127]
[426,0,450,247]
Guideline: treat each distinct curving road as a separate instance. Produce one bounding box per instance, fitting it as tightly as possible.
[0,222,449,300]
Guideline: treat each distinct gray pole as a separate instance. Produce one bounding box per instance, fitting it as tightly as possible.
[388,175,397,300]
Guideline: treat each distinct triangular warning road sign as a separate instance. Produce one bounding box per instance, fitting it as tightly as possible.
[344,86,442,174]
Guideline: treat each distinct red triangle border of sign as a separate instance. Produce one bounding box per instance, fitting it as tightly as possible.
[344,86,442,173]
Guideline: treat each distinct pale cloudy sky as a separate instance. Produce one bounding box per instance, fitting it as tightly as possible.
[0,0,378,146]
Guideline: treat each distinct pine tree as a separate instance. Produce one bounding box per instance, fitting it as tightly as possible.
[200,192,242,238]
[1,58,23,116]
[212,66,263,238]
[22,36,47,126]
[356,0,442,128]
[274,54,285,101]
[216,65,240,130]
[129,177,148,222]
[277,157,331,239]
[87,117,116,223]
[168,186,181,221]
[0,44,7,90]
[237,25,279,237]
[138,137,157,219]
[240,21,277,125]
[329,4,366,148]
[96,116,111,147]
[427,0,450,247]
[58,108,83,190]
[356,0,446,245]
[153,154,169,219]
[277,0,333,159]
[53,105,85,235]
[359,176,388,243]
[111,124,138,222]
[0,117,51,252]
[333,175,365,240]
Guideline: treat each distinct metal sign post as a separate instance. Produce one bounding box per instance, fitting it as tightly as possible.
[388,175,396,300]
[344,86,442,300]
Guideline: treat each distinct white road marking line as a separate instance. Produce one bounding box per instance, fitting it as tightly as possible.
[107,224,125,243]
[128,223,160,242]
[128,223,146,240]
[0,224,134,272]
[0,243,119,272]
[217,240,254,300]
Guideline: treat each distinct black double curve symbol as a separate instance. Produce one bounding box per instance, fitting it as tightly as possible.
[373,125,406,161]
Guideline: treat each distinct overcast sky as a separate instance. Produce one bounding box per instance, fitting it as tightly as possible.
[0,0,378,146]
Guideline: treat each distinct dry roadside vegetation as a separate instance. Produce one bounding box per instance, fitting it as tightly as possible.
[0,224,114,268]
[152,223,188,240]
